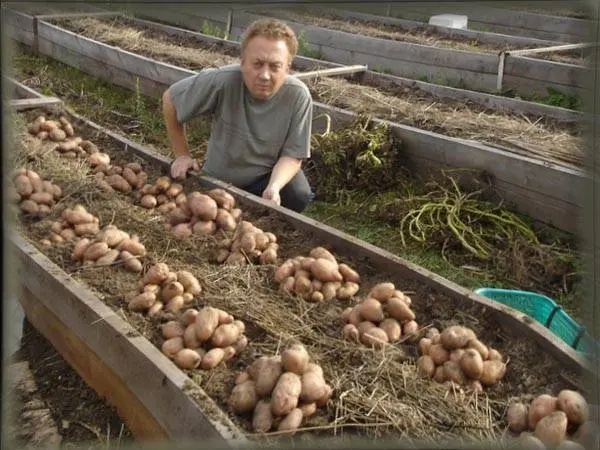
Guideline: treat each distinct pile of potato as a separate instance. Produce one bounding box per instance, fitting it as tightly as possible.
[160,306,248,370]
[47,204,99,243]
[274,247,360,302]
[10,168,62,217]
[136,176,183,213]
[416,325,506,391]
[229,343,332,435]
[127,262,201,315]
[341,282,419,348]
[27,114,75,142]
[94,162,148,194]
[507,390,594,449]
[71,225,146,272]
[165,188,242,238]
[216,220,278,265]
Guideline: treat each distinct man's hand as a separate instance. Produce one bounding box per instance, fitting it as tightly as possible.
[262,184,281,206]
[171,155,199,180]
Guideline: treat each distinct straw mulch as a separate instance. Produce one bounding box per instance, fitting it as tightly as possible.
[7,104,580,446]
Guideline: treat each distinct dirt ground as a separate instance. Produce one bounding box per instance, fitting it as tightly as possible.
[7,103,587,447]
[6,320,134,448]
[51,16,584,168]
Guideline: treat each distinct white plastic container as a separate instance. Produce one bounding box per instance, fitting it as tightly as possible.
[428,14,468,29]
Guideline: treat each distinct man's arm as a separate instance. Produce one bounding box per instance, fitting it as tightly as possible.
[262,156,303,205]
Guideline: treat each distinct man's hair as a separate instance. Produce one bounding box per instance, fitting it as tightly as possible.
[241,18,298,61]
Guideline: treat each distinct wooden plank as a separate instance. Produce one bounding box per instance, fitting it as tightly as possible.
[294,64,367,80]
[35,11,120,20]
[126,11,583,122]
[319,6,565,47]
[11,233,247,444]
[8,97,63,110]
[64,108,591,376]
[37,21,196,87]
[2,6,36,32]
[508,42,597,57]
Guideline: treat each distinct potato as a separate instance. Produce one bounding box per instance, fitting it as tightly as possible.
[51,220,63,235]
[165,295,185,314]
[20,199,40,214]
[139,195,157,209]
[360,327,389,349]
[207,188,236,211]
[229,379,259,413]
[72,238,91,260]
[201,347,226,370]
[556,440,585,450]
[529,394,558,429]
[187,192,218,221]
[331,261,359,284]
[174,348,202,370]
[120,251,142,272]
[161,337,184,359]
[282,344,310,375]
[165,183,183,198]
[467,380,483,393]
[161,321,185,339]
[171,222,192,239]
[74,222,100,237]
[440,326,475,350]
[82,242,109,261]
[60,228,76,241]
[179,309,199,327]
[433,366,446,383]
[310,258,343,283]
[28,192,53,206]
[252,400,274,433]
[368,282,396,301]
[128,292,157,312]
[106,174,132,193]
[417,355,435,378]
[299,402,317,418]
[467,339,490,360]
[271,372,302,416]
[254,358,283,397]
[161,281,184,302]
[215,209,237,231]
[507,402,530,434]
[357,321,376,335]
[117,238,146,256]
[336,281,360,300]
[459,348,484,379]
[50,233,64,243]
[168,209,191,227]
[277,408,303,436]
[95,249,120,266]
[488,348,503,361]
[143,284,161,295]
[210,324,241,348]
[429,344,450,366]
[49,128,67,141]
[183,324,201,349]
[89,152,110,167]
[275,260,296,283]
[379,318,402,341]
[233,335,248,354]
[534,411,568,447]
[309,247,337,264]
[121,167,138,187]
[479,360,506,386]
[14,175,33,197]
[192,220,217,235]
[556,390,589,425]
[195,307,220,342]
[293,275,312,296]
[385,297,415,322]
[315,384,333,408]
[418,337,432,356]
[259,247,278,265]
[443,361,466,385]
[300,370,328,403]
[358,298,385,323]
[342,323,360,342]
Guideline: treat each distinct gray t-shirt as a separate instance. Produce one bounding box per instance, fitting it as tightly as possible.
[168,64,313,187]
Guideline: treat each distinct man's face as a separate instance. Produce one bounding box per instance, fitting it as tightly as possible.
[241,36,291,100]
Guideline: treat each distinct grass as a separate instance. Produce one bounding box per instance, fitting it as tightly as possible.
[7,43,584,322]
[297,30,324,59]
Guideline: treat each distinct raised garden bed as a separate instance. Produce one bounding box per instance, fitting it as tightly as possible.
[6,78,592,447]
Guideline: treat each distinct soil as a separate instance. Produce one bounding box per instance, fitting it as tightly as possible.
[6,319,134,448]
[48,16,584,168]
[7,105,586,446]
[250,8,586,65]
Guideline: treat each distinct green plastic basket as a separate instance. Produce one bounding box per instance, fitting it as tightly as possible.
[474,288,596,355]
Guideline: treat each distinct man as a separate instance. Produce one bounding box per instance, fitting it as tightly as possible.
[162,18,314,212]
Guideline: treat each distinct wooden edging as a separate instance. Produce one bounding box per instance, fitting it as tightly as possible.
[9,232,248,445]
[339,3,593,43]
[112,5,590,98]
[13,11,586,235]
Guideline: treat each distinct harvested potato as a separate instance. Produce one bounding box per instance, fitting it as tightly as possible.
[229,379,259,413]
[277,408,303,436]
[534,410,568,447]
[281,344,310,375]
[507,402,530,433]
[271,372,302,416]
[529,394,558,429]
[252,400,274,433]
[556,389,589,425]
